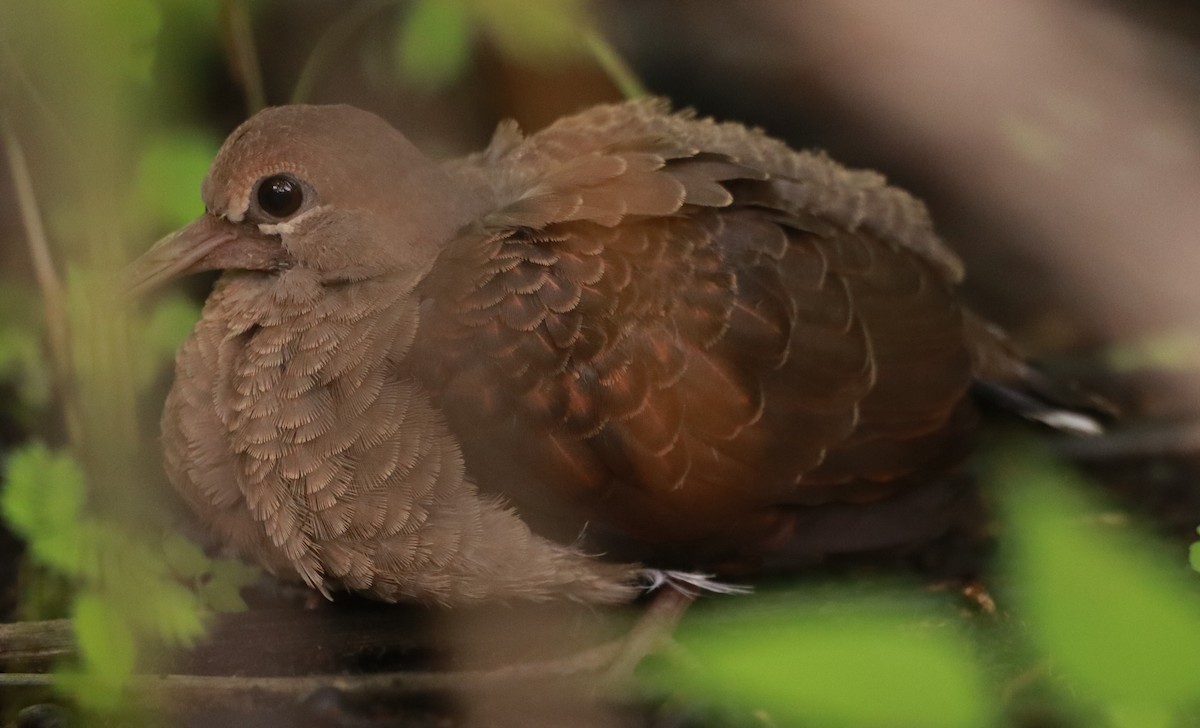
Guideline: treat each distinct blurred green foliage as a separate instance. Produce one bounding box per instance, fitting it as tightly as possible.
[131,131,222,231]
[659,449,1200,727]
[396,0,474,88]
[2,444,259,712]
[393,0,594,90]
[665,592,990,728]
[0,0,253,718]
[996,451,1200,721]
[1105,329,1200,374]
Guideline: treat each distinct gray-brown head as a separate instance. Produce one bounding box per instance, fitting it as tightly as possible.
[128,105,481,292]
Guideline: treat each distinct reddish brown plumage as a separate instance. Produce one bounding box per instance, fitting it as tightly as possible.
[130,99,1017,604]
[414,101,977,558]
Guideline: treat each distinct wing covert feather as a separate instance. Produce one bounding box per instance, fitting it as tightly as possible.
[416,99,976,550]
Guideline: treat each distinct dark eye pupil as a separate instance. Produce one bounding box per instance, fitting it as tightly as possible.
[256,175,303,218]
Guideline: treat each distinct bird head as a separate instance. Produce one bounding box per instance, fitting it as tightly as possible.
[127,104,482,293]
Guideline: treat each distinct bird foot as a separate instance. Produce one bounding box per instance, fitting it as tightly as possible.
[637,569,752,597]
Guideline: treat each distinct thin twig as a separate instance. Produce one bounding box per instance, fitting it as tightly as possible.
[222,0,267,113]
[0,40,73,152]
[290,0,401,104]
[1,116,71,386]
[0,638,626,713]
[582,28,647,100]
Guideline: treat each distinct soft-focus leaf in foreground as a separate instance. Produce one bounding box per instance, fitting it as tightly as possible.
[395,0,474,89]
[468,0,588,63]
[993,448,1200,708]
[67,591,137,711]
[2,444,87,573]
[660,593,991,728]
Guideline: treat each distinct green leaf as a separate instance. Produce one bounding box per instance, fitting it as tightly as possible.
[85,525,208,645]
[994,449,1200,707]
[467,0,588,63]
[198,576,247,613]
[2,444,87,572]
[141,581,207,645]
[73,591,137,688]
[161,533,210,581]
[396,0,474,89]
[660,593,991,728]
[199,557,259,613]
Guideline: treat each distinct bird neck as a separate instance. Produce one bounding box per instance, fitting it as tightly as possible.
[209,267,420,371]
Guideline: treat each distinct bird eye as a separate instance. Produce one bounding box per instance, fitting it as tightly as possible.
[255,174,304,219]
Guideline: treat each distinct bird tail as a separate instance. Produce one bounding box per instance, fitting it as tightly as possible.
[965,311,1111,436]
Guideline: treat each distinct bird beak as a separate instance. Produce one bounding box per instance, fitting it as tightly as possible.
[125,215,238,296]
[124,215,289,296]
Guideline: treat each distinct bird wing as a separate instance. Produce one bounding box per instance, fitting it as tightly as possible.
[414,99,975,550]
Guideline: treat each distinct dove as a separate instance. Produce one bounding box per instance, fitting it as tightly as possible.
[128,99,1048,605]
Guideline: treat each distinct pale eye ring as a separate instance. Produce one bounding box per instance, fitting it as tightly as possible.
[255,174,304,219]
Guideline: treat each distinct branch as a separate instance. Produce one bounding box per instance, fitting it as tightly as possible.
[0,639,626,714]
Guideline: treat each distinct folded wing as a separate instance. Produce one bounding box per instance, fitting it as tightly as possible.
[413,99,977,558]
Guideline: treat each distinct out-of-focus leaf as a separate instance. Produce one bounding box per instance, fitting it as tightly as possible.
[467,0,588,63]
[1107,703,1175,728]
[87,525,209,646]
[195,556,261,614]
[396,0,474,89]
[132,130,220,231]
[1190,528,1200,572]
[161,533,210,581]
[2,444,87,572]
[660,593,991,728]
[55,669,126,715]
[163,534,257,613]
[72,591,136,707]
[994,449,1200,706]
[134,293,200,389]
[198,558,257,613]
[1106,329,1200,373]
[52,0,162,101]
[139,580,207,645]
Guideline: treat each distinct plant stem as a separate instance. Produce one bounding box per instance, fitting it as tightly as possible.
[222,0,267,113]
[290,0,401,104]
[582,29,647,100]
[1,119,70,378]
